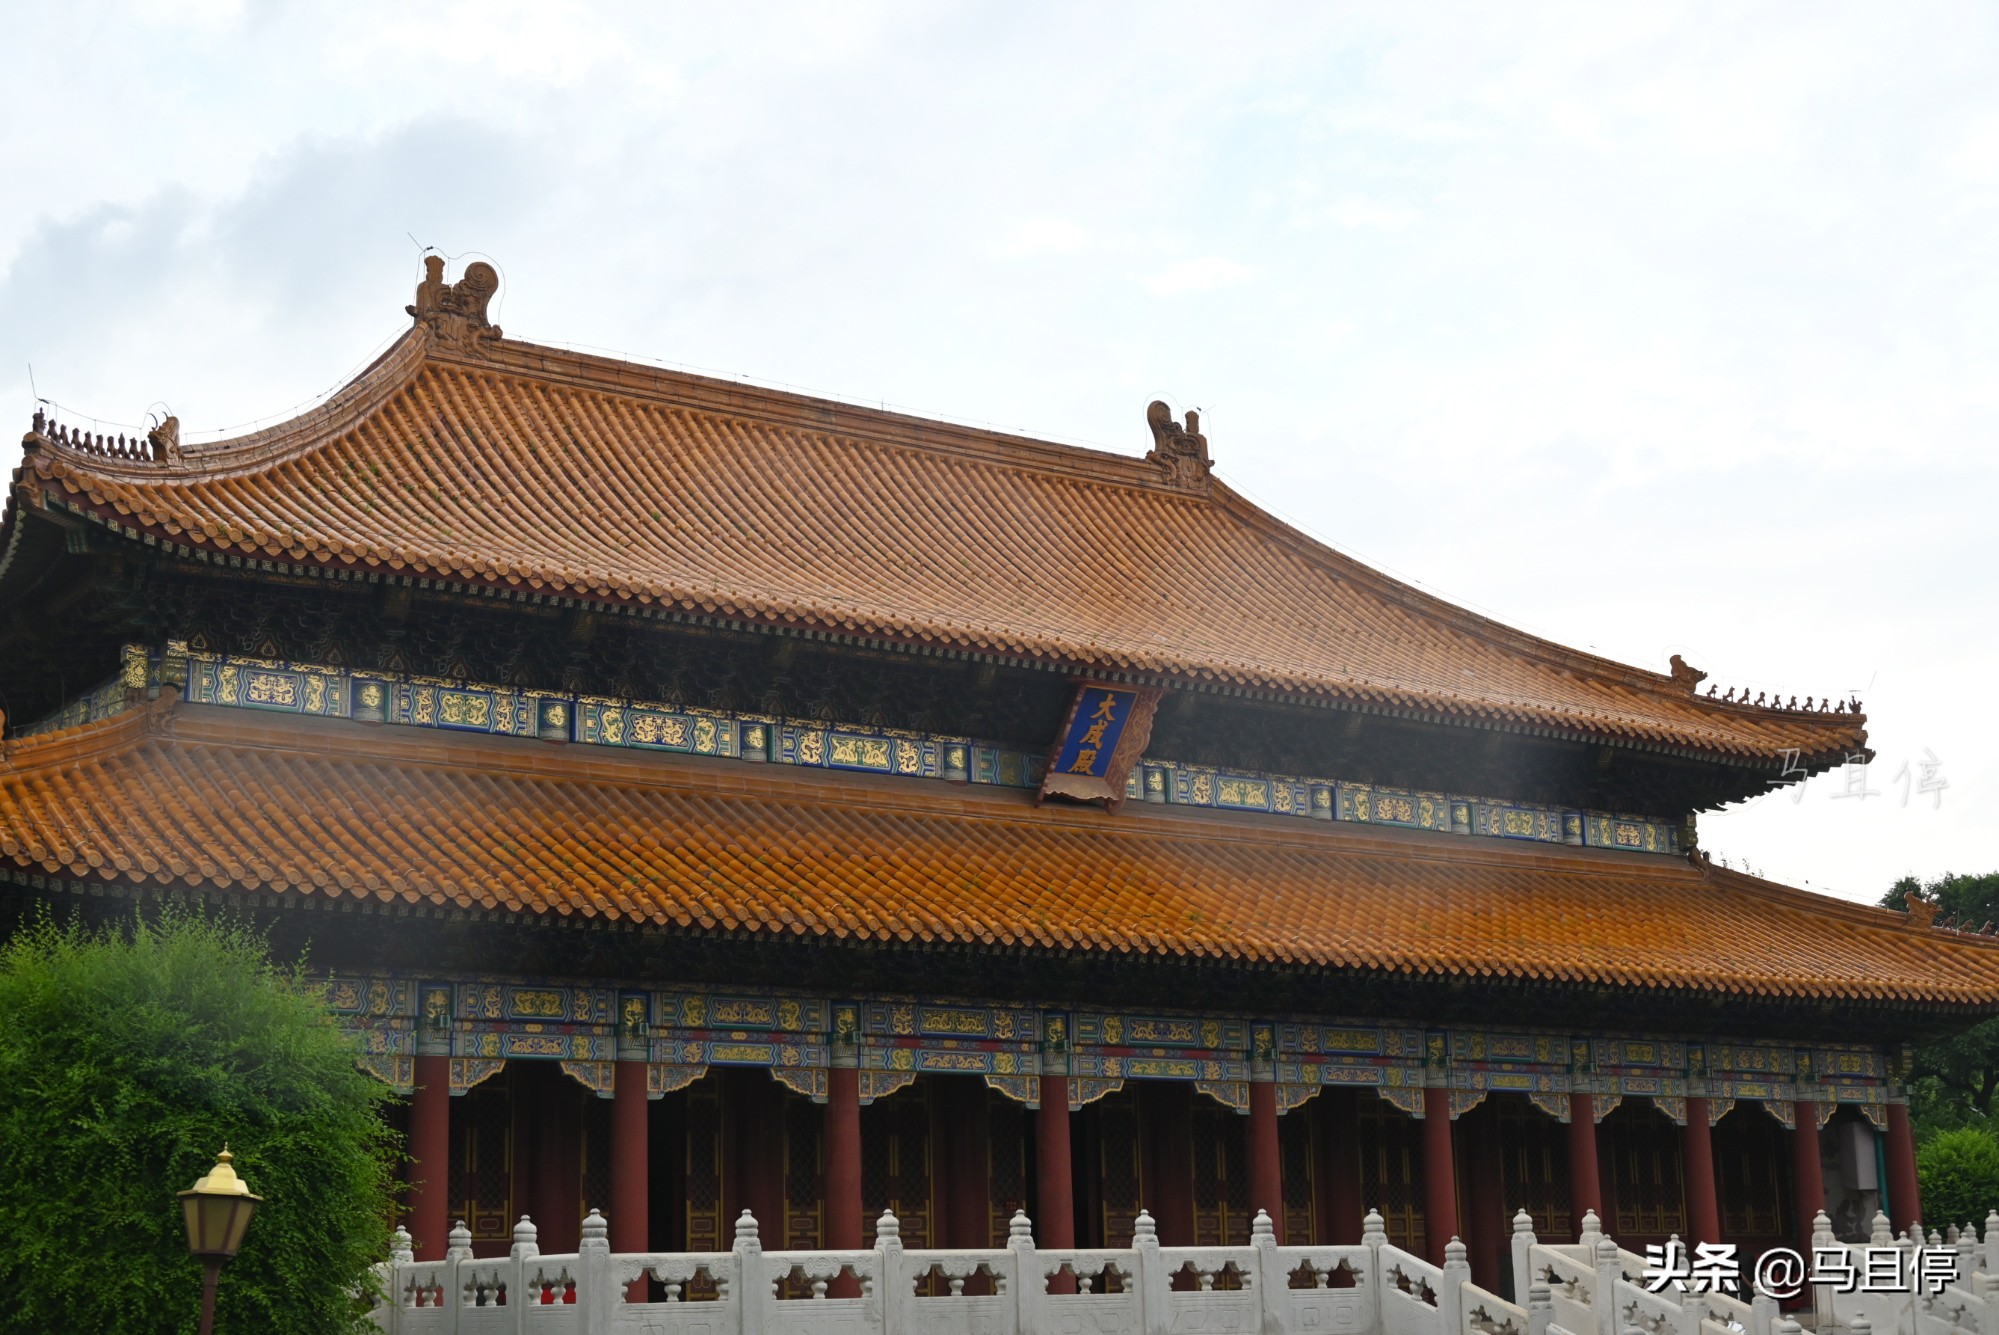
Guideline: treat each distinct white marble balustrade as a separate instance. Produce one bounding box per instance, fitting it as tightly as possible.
[369,1204,1995,1335]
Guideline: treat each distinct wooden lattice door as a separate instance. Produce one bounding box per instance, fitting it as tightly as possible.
[684,1079,726,1252]
[862,1082,934,1247]
[1497,1099,1572,1239]
[1357,1096,1426,1254]
[1715,1107,1791,1247]
[784,1092,825,1250]
[989,1094,1029,1245]
[1605,1105,1687,1242]
[1281,1110,1316,1243]
[1190,1101,1251,1246]
[1097,1091,1144,1248]
[451,1071,514,1245]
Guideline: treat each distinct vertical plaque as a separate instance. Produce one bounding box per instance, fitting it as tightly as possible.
[1036,682,1163,811]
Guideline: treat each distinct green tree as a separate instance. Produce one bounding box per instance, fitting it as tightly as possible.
[1918,1127,1999,1229]
[1879,872,1999,1130]
[0,912,397,1334]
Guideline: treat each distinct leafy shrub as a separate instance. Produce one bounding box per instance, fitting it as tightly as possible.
[0,912,397,1333]
[1917,1126,1999,1231]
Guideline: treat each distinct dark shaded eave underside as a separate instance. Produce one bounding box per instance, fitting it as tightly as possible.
[6,494,1869,778]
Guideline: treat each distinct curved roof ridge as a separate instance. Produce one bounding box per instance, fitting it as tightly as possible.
[2,269,1870,763]
[0,689,165,767]
[462,335,1179,494]
[30,329,431,485]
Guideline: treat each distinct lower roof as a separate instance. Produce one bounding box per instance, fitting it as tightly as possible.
[0,690,1987,1007]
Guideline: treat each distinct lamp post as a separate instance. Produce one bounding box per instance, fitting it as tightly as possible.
[179,1146,262,1335]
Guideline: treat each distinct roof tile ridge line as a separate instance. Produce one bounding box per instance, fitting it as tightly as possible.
[0,461,46,588]
[38,329,431,487]
[1698,861,1965,937]
[1206,479,1859,726]
[0,686,172,767]
[445,335,1182,494]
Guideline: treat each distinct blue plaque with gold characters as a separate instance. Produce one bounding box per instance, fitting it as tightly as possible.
[1038,682,1162,811]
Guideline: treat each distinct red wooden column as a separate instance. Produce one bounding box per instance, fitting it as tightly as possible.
[611,992,651,1281]
[1682,1097,1722,1247]
[827,1005,863,1254]
[1249,1084,1284,1243]
[409,1053,452,1260]
[1887,1102,1922,1234]
[1792,1101,1825,1253]
[1038,1014,1077,1252]
[1566,1092,1603,1234]
[1421,1087,1459,1265]
[611,1063,650,1241]
[409,983,456,1261]
[827,1067,863,1247]
[1038,1075,1076,1247]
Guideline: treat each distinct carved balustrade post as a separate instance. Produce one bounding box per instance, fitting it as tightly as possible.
[1133,1209,1169,1335]
[1528,1280,1553,1335]
[1591,1234,1622,1335]
[1440,1235,1472,1335]
[1749,1286,1778,1335]
[435,1220,471,1335]
[1250,1209,1288,1335]
[575,1210,610,1335]
[1511,1209,1538,1306]
[734,1210,767,1335]
[1007,1209,1042,1335]
[874,1210,905,1335]
[1810,1209,1838,1335]
[1976,1270,1999,1335]
[1363,1208,1389,1306]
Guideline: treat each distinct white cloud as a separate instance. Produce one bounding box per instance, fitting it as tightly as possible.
[3,1,1998,902]
[997,216,1089,256]
[1142,256,1254,295]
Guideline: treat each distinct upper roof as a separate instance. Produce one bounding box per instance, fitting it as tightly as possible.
[0,694,1983,1006]
[5,260,1866,765]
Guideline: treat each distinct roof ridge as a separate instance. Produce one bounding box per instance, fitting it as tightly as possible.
[25,329,429,485]
[450,338,1185,495]
[1698,859,1969,941]
[0,687,168,767]
[0,264,1870,764]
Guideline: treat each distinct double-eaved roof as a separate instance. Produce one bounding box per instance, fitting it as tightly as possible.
[5,292,1863,766]
[1,267,1945,1011]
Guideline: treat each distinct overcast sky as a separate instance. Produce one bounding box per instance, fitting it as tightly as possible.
[3,3,1992,906]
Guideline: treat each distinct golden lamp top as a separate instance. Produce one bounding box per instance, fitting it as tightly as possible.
[187,1147,259,1199]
